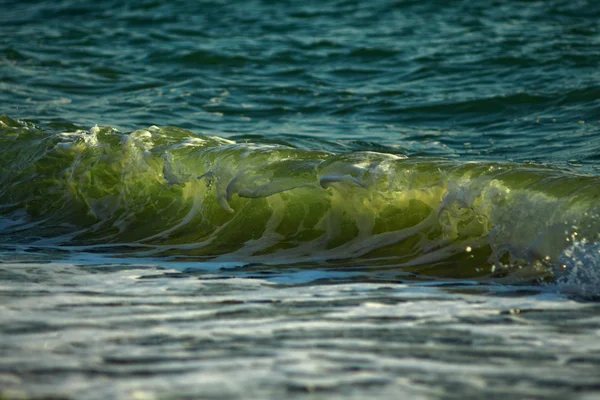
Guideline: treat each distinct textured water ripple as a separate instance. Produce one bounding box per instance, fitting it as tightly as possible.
[1,263,600,399]
[2,0,599,170]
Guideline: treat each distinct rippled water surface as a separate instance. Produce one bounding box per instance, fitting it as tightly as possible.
[1,0,600,398]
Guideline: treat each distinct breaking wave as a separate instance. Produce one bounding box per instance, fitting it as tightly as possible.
[1,115,599,285]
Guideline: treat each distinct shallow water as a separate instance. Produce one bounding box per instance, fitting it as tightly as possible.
[1,0,600,398]
[2,260,600,399]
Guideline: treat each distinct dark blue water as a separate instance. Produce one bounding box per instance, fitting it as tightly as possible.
[1,1,600,398]
[3,0,600,168]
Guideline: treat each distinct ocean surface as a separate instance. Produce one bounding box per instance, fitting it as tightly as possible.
[1,0,600,398]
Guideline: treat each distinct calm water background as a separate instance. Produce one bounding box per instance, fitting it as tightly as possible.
[1,0,600,398]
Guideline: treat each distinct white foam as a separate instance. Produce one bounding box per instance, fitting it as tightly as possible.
[555,239,600,298]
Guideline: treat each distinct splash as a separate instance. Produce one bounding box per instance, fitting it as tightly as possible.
[554,238,600,299]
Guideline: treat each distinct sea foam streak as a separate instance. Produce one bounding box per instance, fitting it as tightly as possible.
[1,115,599,283]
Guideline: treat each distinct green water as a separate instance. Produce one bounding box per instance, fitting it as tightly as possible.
[1,0,600,399]
[1,115,599,281]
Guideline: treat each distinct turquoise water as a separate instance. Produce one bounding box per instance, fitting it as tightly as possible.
[1,1,600,398]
